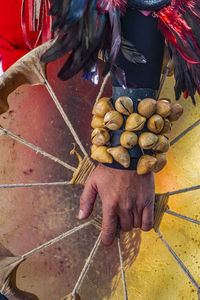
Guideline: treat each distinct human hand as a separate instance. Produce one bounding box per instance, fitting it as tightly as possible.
[79,163,155,246]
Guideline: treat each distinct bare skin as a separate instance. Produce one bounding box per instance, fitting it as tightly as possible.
[79,163,155,246]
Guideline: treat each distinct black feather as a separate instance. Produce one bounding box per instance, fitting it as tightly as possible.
[58,12,107,80]
[183,7,200,49]
[41,26,80,63]
[110,64,127,89]
[168,42,196,104]
[102,8,121,76]
[65,0,89,25]
[120,36,147,64]
[42,0,126,85]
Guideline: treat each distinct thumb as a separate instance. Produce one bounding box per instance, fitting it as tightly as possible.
[78,178,97,220]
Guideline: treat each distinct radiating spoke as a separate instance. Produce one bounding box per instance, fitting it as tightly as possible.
[170,119,200,146]
[0,126,76,172]
[157,231,200,296]
[0,181,70,189]
[22,221,93,260]
[166,210,200,225]
[156,58,172,100]
[72,232,102,297]
[117,237,128,300]
[156,185,200,197]
[44,78,88,157]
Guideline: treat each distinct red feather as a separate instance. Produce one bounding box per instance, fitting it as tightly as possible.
[97,0,127,13]
[156,0,200,102]
[156,0,200,63]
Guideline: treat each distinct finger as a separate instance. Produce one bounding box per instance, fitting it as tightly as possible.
[133,209,142,228]
[119,210,133,232]
[141,203,154,232]
[102,203,117,246]
[79,178,97,220]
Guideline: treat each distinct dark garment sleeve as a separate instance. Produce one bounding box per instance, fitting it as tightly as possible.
[105,9,165,170]
[113,9,165,89]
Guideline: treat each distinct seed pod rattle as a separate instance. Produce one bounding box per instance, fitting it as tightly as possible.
[147,114,164,134]
[91,128,110,146]
[115,96,133,115]
[120,131,138,149]
[104,111,124,130]
[139,132,158,150]
[107,146,130,168]
[91,146,113,164]
[92,97,113,117]
[125,113,146,131]
[137,155,157,175]
[137,98,157,118]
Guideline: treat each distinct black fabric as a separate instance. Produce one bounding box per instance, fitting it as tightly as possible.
[113,9,165,90]
[128,0,171,11]
[104,87,157,170]
[0,293,9,300]
[105,10,165,170]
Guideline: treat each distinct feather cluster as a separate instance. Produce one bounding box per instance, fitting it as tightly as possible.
[41,0,146,86]
[157,0,200,103]
[41,0,125,83]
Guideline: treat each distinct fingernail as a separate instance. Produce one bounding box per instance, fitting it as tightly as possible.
[78,210,85,219]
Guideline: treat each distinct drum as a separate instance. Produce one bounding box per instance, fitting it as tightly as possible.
[0,43,199,300]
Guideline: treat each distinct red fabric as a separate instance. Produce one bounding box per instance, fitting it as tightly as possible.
[0,0,44,71]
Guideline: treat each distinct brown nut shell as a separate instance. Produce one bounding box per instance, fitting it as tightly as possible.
[91,116,105,129]
[156,100,171,118]
[91,128,110,146]
[168,103,184,122]
[139,132,158,150]
[107,146,130,168]
[91,144,98,154]
[120,131,138,149]
[137,98,157,118]
[152,135,169,153]
[137,155,157,175]
[160,118,172,134]
[159,97,171,104]
[98,97,110,102]
[153,153,167,173]
[125,113,146,131]
[147,114,164,134]
[91,146,113,164]
[115,96,133,115]
[92,98,113,117]
[104,111,124,130]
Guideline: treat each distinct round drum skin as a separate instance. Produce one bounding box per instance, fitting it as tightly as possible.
[0,58,140,300]
[0,58,199,299]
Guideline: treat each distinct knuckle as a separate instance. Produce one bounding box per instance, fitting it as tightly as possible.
[107,201,118,212]
[119,200,133,214]
[119,208,127,217]
[110,195,119,204]
[121,224,132,232]
[126,203,133,211]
